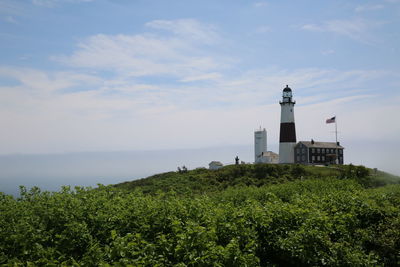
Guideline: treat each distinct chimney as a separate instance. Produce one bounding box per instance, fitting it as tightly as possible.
[311,139,314,145]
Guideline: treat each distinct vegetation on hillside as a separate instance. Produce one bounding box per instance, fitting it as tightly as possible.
[114,163,398,194]
[1,164,399,266]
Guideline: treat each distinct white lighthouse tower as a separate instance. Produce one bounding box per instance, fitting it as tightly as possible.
[254,128,267,163]
[279,85,296,164]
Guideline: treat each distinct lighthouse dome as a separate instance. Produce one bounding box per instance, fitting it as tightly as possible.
[283,85,292,92]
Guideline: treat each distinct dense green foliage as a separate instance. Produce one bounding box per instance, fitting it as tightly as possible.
[1,164,400,266]
[115,164,398,195]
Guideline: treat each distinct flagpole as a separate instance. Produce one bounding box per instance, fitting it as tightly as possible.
[335,116,338,164]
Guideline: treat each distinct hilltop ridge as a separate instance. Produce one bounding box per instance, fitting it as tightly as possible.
[114,164,400,195]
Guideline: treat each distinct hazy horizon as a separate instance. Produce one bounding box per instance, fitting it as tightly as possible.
[1,140,399,197]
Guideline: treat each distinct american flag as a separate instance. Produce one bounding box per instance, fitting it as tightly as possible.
[326,116,336,124]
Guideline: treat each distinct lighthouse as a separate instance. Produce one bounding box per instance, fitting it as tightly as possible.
[279,85,296,163]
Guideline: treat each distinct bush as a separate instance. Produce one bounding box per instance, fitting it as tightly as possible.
[1,179,400,265]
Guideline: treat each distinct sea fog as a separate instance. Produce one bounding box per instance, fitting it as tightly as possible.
[0,145,253,196]
[1,142,399,197]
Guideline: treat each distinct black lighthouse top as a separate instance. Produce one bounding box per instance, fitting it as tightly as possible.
[283,85,292,92]
[280,85,295,104]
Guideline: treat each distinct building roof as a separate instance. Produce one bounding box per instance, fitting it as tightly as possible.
[297,141,344,149]
[209,161,223,166]
[261,151,279,157]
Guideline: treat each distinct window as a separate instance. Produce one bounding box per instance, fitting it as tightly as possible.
[339,150,343,154]
[317,156,320,161]
[302,148,305,154]
[297,155,300,161]
[302,155,305,161]
[322,148,325,153]
[312,148,315,153]
[322,156,325,161]
[317,148,320,153]
[312,156,315,161]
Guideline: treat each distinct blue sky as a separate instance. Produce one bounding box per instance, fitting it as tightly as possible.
[0,0,399,168]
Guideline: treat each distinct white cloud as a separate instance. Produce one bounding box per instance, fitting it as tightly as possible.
[0,64,397,154]
[146,19,220,44]
[301,18,383,44]
[0,0,23,16]
[253,2,268,7]
[301,24,321,31]
[0,66,101,93]
[54,19,227,81]
[321,49,335,55]
[179,72,222,82]
[2,65,391,116]
[255,25,272,33]
[355,4,384,12]
[32,0,94,7]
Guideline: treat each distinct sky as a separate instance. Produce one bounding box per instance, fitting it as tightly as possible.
[0,0,400,193]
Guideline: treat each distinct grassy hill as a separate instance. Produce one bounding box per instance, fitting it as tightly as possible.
[114,163,400,195]
[1,164,399,266]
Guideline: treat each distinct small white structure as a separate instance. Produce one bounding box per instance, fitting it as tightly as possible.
[260,151,279,164]
[254,128,267,163]
[255,151,279,164]
[209,161,223,170]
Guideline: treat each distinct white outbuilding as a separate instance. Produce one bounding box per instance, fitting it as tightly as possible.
[209,161,223,170]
